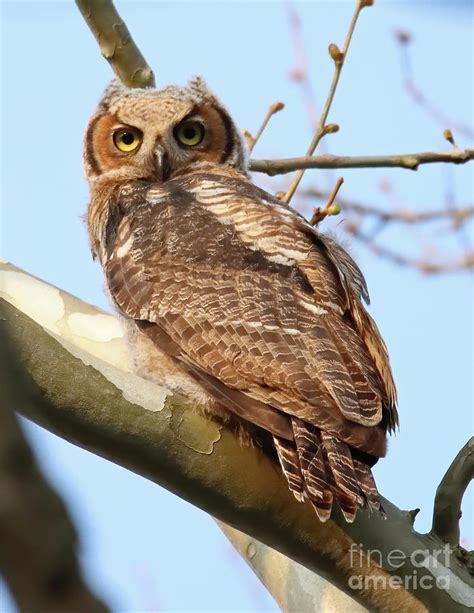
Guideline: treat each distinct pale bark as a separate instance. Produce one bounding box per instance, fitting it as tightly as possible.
[1,261,473,612]
[431,439,474,547]
[75,0,155,88]
[0,305,108,612]
[218,523,367,612]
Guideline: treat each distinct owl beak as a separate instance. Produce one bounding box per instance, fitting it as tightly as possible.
[154,147,171,182]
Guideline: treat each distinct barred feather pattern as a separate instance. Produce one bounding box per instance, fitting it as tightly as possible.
[275,418,384,522]
[88,167,398,522]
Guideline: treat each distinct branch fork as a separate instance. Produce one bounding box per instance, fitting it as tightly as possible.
[431,437,474,548]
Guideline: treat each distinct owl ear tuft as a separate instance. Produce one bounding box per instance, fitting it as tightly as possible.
[186,75,215,102]
[186,76,249,172]
[99,79,130,110]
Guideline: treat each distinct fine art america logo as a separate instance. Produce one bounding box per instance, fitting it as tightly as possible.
[348,543,453,591]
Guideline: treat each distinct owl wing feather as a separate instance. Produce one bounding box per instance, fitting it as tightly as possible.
[104,172,397,521]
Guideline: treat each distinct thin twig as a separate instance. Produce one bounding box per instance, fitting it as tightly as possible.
[300,186,474,275]
[395,30,474,140]
[309,177,343,225]
[283,0,371,203]
[303,188,474,226]
[286,1,321,131]
[442,163,472,253]
[245,102,285,153]
[345,224,474,274]
[431,438,474,546]
[75,0,155,88]
[250,148,474,175]
[285,1,335,187]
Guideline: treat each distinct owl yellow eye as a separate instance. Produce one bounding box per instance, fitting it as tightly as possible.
[113,127,143,153]
[174,121,205,147]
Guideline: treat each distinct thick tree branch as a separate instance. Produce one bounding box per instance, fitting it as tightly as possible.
[249,149,474,175]
[431,438,474,547]
[75,0,155,88]
[218,523,367,612]
[0,321,108,612]
[1,262,474,612]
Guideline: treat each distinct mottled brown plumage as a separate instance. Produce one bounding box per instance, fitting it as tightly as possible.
[84,78,398,522]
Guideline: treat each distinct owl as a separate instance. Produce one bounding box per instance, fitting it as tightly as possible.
[84,78,398,522]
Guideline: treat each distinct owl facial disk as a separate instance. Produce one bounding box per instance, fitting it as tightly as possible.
[84,81,247,185]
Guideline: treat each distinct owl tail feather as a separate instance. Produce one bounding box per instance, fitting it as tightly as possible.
[274,418,383,523]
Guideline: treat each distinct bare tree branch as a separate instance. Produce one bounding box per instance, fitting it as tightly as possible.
[394,30,474,141]
[250,148,474,175]
[0,321,108,612]
[74,1,474,182]
[343,224,474,274]
[283,0,372,203]
[75,0,155,88]
[218,523,367,612]
[2,262,474,612]
[244,102,285,153]
[285,0,337,187]
[298,187,474,275]
[302,188,474,226]
[286,1,321,132]
[431,438,474,548]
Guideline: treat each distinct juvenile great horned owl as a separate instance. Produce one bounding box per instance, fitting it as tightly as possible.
[84,78,398,522]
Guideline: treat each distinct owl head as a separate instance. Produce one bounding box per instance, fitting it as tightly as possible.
[84,77,247,185]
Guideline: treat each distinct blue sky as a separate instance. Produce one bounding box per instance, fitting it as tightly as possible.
[1,1,473,611]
